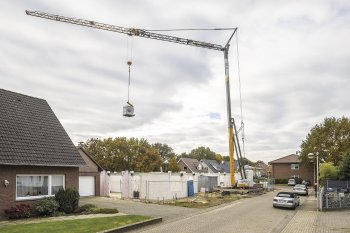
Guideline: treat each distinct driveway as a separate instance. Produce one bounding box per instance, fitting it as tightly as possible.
[80,196,201,222]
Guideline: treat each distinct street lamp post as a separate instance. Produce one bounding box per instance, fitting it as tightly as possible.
[308,152,320,211]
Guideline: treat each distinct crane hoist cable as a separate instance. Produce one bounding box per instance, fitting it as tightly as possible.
[235,30,246,158]
[127,60,132,106]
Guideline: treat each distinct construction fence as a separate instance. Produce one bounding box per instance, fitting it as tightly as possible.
[109,171,252,201]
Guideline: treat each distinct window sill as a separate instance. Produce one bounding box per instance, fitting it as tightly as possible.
[16,195,54,201]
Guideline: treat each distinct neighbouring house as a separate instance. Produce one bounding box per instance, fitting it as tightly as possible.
[177,158,200,173]
[254,160,270,177]
[77,146,104,197]
[268,154,314,184]
[0,89,85,215]
[200,159,222,173]
[220,160,239,174]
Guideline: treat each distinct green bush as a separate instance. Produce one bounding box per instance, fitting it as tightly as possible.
[76,204,118,214]
[4,204,32,219]
[76,204,97,213]
[274,178,288,184]
[55,188,80,214]
[90,208,119,214]
[35,198,59,216]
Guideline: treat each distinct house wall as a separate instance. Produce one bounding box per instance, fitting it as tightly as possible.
[271,163,314,184]
[0,165,79,215]
[199,162,214,173]
[178,160,192,173]
[78,150,99,173]
[78,149,102,196]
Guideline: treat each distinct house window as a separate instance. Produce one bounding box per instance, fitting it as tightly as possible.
[291,164,299,170]
[184,166,187,170]
[16,175,65,200]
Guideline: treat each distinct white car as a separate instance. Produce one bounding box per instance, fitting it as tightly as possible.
[273,192,300,209]
[288,179,296,186]
[293,184,308,196]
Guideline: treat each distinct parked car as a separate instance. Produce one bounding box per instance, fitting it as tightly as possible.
[273,192,300,209]
[288,178,296,186]
[302,180,311,186]
[293,184,308,196]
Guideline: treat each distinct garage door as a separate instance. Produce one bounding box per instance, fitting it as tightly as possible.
[79,176,95,196]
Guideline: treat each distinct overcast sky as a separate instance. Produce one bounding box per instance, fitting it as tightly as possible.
[1,0,349,163]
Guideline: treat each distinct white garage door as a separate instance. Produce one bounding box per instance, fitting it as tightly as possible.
[79,176,95,196]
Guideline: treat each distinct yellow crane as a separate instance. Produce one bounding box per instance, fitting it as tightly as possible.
[25,10,238,186]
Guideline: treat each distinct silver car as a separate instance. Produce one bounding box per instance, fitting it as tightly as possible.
[273,192,300,209]
[293,184,308,196]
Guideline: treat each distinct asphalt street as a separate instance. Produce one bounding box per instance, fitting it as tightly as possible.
[81,187,309,233]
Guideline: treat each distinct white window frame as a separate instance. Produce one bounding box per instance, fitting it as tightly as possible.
[291,164,300,170]
[16,174,65,201]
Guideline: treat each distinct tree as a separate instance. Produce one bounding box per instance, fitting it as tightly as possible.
[188,146,217,161]
[134,147,163,172]
[152,143,176,161]
[339,152,350,180]
[299,117,350,166]
[82,137,163,172]
[319,162,339,184]
[240,157,255,166]
[215,154,223,163]
[168,157,181,172]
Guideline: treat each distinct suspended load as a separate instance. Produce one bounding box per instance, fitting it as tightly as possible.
[123,101,135,117]
[123,60,135,117]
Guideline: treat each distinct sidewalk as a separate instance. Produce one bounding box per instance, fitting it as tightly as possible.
[281,194,350,233]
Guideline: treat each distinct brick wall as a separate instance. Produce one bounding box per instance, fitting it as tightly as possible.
[271,163,314,184]
[0,165,79,215]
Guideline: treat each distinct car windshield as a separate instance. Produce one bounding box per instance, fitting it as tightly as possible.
[295,185,306,188]
[277,193,293,198]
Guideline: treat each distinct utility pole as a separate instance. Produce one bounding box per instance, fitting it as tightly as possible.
[26,10,238,186]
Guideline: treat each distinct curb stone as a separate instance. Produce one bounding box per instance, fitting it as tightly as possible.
[100,217,162,233]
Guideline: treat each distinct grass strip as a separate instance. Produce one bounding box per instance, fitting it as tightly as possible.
[0,215,151,233]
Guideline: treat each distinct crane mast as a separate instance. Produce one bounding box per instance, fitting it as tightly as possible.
[25,10,238,187]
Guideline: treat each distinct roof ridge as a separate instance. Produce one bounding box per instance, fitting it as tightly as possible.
[0,88,45,101]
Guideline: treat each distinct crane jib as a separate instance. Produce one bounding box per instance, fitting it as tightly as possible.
[25,10,225,51]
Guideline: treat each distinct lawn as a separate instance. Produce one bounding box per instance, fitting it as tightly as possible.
[0,215,151,233]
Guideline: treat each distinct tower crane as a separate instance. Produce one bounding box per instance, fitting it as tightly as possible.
[25,10,239,186]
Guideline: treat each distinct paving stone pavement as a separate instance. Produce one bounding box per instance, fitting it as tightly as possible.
[281,194,350,233]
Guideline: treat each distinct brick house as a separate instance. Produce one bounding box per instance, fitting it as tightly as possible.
[268,154,314,184]
[77,146,104,196]
[0,89,85,215]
